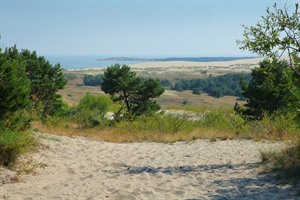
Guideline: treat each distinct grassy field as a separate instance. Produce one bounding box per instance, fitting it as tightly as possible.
[59,76,245,108]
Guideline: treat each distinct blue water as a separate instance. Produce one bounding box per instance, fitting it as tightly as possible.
[46,55,147,70]
[46,55,254,70]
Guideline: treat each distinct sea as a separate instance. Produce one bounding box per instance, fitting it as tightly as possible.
[46,55,149,70]
[46,55,254,70]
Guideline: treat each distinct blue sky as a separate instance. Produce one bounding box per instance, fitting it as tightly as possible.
[0,0,294,57]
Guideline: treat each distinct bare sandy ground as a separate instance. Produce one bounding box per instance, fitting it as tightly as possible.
[0,133,299,200]
[129,58,264,69]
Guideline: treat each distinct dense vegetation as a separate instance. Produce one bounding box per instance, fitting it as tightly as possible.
[238,3,300,181]
[171,73,251,98]
[235,59,300,120]
[64,73,77,81]
[0,46,67,166]
[83,74,103,86]
[73,92,112,128]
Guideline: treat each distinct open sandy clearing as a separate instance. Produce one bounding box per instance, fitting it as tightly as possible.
[0,133,298,200]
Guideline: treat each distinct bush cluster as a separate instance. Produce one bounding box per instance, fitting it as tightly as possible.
[74,93,112,128]
[0,46,66,166]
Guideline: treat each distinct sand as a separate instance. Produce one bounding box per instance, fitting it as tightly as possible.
[129,58,264,69]
[0,133,299,200]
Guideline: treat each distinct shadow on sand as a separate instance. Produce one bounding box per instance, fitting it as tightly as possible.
[107,162,299,199]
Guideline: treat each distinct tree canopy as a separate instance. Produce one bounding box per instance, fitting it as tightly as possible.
[0,47,30,123]
[0,45,67,130]
[83,74,103,86]
[237,3,300,78]
[101,64,165,120]
[171,73,251,98]
[19,49,67,116]
[236,59,300,119]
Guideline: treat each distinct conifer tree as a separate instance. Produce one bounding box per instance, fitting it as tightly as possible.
[101,64,164,120]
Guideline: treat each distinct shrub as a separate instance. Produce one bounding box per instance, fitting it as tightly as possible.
[198,109,246,133]
[2,110,32,132]
[74,93,112,128]
[0,129,35,167]
[245,111,298,139]
[115,113,196,135]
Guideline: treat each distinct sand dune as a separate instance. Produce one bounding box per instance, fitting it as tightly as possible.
[0,133,298,199]
[129,58,264,69]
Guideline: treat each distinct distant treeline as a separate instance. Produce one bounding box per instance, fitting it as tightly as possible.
[83,74,103,86]
[82,73,251,98]
[99,57,256,62]
[169,73,252,98]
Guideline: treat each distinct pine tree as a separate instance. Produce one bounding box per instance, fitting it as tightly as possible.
[101,64,164,120]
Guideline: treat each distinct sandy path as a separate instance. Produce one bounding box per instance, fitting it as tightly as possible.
[0,133,298,200]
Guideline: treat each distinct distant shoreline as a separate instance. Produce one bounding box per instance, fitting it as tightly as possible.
[98,56,257,62]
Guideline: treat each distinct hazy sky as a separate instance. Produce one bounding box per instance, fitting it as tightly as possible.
[0,0,294,57]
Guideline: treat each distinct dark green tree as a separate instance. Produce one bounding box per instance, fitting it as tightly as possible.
[236,59,299,119]
[0,47,30,122]
[19,49,67,116]
[237,3,300,78]
[101,64,165,120]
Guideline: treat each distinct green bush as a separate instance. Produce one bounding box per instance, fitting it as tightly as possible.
[198,109,247,133]
[245,111,298,138]
[0,129,35,167]
[2,110,32,132]
[115,113,196,135]
[74,93,112,128]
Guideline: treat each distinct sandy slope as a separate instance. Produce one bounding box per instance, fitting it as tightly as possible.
[129,58,264,69]
[0,133,298,200]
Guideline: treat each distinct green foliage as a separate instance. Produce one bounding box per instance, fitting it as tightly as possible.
[237,59,300,119]
[172,73,251,98]
[0,47,31,123]
[0,129,35,167]
[2,110,32,132]
[64,72,77,81]
[115,113,196,135]
[101,64,165,120]
[237,3,300,78]
[83,74,103,86]
[19,49,67,117]
[199,109,247,134]
[0,45,66,167]
[246,111,298,138]
[74,93,112,128]
[160,79,172,88]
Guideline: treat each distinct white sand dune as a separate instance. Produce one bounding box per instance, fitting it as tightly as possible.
[0,133,298,199]
[129,58,264,69]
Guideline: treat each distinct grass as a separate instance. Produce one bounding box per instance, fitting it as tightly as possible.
[59,76,245,108]
[261,141,300,184]
[33,105,300,143]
